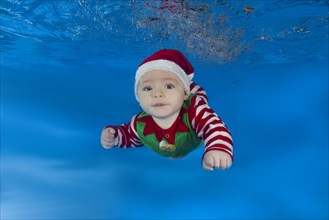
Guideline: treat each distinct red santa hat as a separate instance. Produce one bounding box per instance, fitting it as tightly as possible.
[135,49,194,101]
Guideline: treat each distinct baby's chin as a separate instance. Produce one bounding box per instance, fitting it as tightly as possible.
[144,107,170,118]
[149,113,169,119]
[148,111,174,120]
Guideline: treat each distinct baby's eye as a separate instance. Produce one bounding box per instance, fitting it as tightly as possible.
[165,83,175,89]
[142,86,152,91]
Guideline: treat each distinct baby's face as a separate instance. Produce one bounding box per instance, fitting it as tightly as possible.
[137,70,188,120]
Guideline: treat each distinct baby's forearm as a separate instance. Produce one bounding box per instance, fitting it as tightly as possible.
[104,116,143,148]
[189,94,233,160]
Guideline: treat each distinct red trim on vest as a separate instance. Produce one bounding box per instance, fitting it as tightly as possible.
[137,108,189,144]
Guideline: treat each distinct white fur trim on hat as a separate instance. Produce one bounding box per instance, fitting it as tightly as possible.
[134,60,192,101]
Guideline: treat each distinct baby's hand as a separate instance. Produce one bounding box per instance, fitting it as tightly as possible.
[202,150,232,171]
[101,127,116,149]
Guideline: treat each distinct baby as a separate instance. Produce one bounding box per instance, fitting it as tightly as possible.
[101,49,233,171]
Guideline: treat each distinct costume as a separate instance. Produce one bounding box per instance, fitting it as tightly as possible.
[104,49,233,160]
[106,82,233,160]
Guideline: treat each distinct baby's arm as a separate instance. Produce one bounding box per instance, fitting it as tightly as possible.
[189,82,233,170]
[100,114,143,149]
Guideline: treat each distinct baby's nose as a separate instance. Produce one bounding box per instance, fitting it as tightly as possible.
[152,89,163,98]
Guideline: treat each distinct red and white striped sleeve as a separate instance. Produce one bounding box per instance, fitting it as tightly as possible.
[105,114,143,148]
[189,82,234,159]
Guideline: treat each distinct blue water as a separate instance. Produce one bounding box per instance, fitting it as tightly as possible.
[1,1,328,219]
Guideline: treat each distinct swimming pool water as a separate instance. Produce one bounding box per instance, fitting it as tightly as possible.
[1,1,328,219]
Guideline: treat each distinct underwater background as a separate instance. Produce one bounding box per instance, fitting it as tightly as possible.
[1,0,328,219]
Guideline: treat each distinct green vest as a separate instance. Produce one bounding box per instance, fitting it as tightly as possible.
[136,95,202,159]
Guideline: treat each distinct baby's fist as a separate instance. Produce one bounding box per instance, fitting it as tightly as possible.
[202,150,232,171]
[101,127,116,149]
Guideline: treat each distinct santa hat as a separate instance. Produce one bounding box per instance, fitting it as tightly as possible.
[135,49,194,101]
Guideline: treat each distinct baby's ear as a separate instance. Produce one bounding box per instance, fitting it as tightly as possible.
[184,93,188,100]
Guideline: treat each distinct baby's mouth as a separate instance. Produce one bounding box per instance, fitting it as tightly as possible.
[153,103,166,107]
